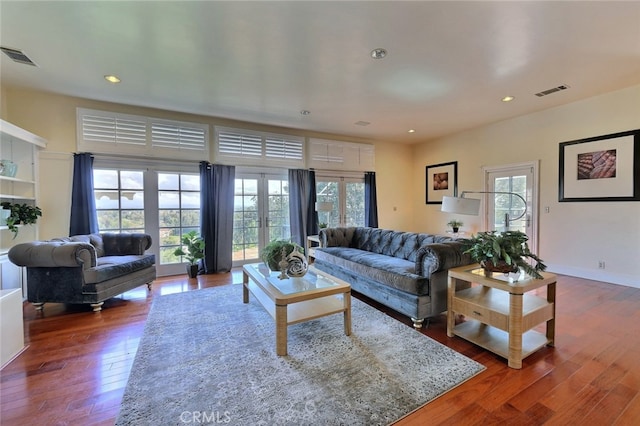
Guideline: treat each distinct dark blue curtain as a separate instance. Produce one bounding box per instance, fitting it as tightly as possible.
[69,153,99,236]
[365,171,379,228]
[200,162,235,273]
[288,169,317,249]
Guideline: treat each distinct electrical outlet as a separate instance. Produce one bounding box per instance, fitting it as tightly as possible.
[598,261,605,269]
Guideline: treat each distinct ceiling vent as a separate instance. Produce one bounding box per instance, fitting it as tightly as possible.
[354,121,370,126]
[535,84,569,97]
[0,47,37,66]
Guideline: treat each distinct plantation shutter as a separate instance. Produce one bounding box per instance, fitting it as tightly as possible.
[151,121,207,151]
[81,113,146,146]
[215,127,305,167]
[77,108,209,160]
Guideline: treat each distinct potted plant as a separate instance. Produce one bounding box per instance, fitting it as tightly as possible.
[173,230,205,278]
[1,202,42,239]
[261,239,303,272]
[318,222,328,229]
[463,230,547,279]
[447,219,463,233]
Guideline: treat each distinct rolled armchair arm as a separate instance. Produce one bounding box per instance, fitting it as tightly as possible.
[415,240,472,277]
[8,241,97,269]
[102,233,152,256]
[318,227,356,248]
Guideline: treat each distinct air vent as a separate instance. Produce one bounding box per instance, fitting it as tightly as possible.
[1,47,37,66]
[354,121,370,126]
[535,84,569,97]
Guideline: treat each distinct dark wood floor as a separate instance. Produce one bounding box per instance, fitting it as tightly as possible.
[1,271,639,425]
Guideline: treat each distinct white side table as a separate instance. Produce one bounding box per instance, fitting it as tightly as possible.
[306,235,320,260]
[1,288,25,368]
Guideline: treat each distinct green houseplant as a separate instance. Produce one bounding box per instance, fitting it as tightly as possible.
[1,202,42,239]
[173,230,205,278]
[464,230,547,279]
[261,239,303,271]
[447,219,463,232]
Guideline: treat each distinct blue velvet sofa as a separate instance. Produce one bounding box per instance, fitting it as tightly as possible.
[8,233,156,312]
[313,227,472,329]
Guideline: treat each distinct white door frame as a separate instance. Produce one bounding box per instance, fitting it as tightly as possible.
[482,160,539,254]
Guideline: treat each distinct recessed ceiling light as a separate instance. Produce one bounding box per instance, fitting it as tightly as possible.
[300,110,311,116]
[370,48,387,59]
[104,75,121,84]
[502,95,515,102]
[408,129,416,133]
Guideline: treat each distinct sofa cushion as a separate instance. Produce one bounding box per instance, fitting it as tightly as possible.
[314,247,429,296]
[83,254,155,285]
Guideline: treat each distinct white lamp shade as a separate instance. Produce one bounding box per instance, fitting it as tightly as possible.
[441,196,481,215]
[315,201,333,212]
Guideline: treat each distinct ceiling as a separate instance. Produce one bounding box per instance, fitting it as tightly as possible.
[1,1,639,144]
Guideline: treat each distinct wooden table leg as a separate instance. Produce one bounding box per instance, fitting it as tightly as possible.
[275,303,287,356]
[343,291,352,336]
[242,271,249,303]
[508,292,524,369]
[447,276,457,337]
[546,281,556,347]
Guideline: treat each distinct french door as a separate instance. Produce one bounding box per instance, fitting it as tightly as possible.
[232,171,290,266]
[483,161,539,253]
[316,176,365,227]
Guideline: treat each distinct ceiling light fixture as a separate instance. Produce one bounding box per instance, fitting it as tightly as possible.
[408,129,416,133]
[502,96,515,102]
[370,48,387,59]
[104,75,121,84]
[300,110,311,116]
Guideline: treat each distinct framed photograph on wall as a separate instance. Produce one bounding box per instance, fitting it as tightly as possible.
[559,129,640,202]
[425,161,457,204]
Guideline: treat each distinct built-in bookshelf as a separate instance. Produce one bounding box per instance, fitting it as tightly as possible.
[0,119,47,294]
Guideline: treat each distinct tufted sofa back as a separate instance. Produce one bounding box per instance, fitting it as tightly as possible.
[320,227,454,262]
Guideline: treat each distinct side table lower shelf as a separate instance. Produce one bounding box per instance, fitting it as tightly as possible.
[451,321,551,363]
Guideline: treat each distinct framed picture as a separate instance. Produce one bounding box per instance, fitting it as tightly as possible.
[559,129,640,202]
[425,161,457,204]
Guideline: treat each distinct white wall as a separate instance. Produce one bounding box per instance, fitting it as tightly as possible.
[413,84,640,288]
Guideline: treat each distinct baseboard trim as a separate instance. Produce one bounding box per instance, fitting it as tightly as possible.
[546,263,639,289]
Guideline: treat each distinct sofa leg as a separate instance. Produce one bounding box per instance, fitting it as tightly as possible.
[146,282,152,291]
[32,302,45,311]
[411,318,429,330]
[90,302,104,312]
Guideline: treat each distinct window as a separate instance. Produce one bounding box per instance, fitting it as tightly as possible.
[158,173,201,266]
[94,169,145,232]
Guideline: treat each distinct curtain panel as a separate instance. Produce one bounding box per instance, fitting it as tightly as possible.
[69,152,99,236]
[288,169,317,249]
[365,171,379,228]
[200,162,235,273]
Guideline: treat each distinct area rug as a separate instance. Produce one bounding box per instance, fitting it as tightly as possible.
[116,284,485,425]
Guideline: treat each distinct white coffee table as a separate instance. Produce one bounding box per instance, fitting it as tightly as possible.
[242,263,351,356]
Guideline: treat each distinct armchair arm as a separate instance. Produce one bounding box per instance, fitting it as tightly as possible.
[102,233,152,256]
[8,241,97,269]
[415,240,472,277]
